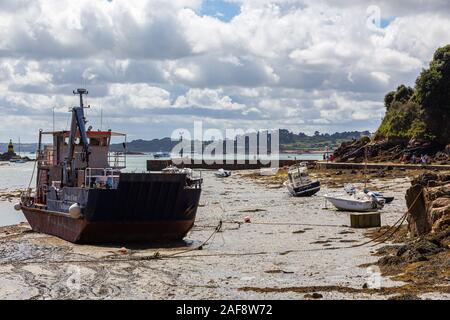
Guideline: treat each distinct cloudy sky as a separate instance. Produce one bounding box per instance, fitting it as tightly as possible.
[0,0,449,142]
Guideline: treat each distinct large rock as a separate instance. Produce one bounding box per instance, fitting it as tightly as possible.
[333,137,409,163]
[333,136,447,163]
[405,173,450,236]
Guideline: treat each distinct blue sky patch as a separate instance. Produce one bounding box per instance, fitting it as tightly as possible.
[199,0,241,22]
[380,16,395,28]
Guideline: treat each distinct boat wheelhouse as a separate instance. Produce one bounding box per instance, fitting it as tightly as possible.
[37,129,126,192]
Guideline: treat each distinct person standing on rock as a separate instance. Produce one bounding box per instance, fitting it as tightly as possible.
[420,155,427,166]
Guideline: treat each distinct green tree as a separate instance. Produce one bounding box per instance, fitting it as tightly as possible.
[377,101,426,139]
[384,85,414,111]
[377,45,450,144]
[384,90,395,110]
[414,44,450,145]
[393,85,414,104]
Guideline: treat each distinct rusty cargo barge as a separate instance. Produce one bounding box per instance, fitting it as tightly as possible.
[20,89,202,243]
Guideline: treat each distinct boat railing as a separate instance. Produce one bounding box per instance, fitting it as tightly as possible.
[188,170,203,189]
[108,151,127,169]
[20,187,34,206]
[85,167,121,189]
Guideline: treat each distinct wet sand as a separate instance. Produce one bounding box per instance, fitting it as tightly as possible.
[0,170,447,299]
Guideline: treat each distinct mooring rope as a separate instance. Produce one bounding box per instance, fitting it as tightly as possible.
[223,221,345,228]
[138,189,424,259]
[292,188,423,252]
[0,221,224,264]
[20,156,37,201]
[162,221,223,258]
[189,188,424,255]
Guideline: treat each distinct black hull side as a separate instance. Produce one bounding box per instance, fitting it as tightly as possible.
[84,173,201,223]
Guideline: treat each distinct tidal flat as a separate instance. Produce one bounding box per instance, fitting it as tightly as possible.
[0,169,448,299]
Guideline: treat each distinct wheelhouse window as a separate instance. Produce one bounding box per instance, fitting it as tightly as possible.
[89,137,109,146]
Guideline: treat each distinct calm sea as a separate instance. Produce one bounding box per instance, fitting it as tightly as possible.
[0,153,322,226]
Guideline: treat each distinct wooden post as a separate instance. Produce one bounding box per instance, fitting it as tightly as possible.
[350,212,381,228]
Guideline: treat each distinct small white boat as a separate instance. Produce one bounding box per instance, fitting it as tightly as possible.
[9,156,26,163]
[260,167,278,176]
[324,192,385,212]
[214,168,231,178]
[284,163,320,197]
[153,151,171,158]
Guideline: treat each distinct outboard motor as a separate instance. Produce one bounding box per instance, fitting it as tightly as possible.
[367,191,385,209]
[344,185,356,195]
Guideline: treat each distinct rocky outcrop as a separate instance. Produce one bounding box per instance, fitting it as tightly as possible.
[371,171,450,297]
[333,136,447,164]
[405,173,450,237]
[0,150,17,161]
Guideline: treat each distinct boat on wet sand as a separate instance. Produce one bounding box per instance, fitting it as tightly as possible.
[214,168,231,178]
[19,89,202,244]
[284,163,320,197]
[324,192,385,212]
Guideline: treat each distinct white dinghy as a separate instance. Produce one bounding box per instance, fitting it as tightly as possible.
[324,191,385,212]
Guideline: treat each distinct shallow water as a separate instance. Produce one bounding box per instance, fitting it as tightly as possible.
[0,201,26,226]
[0,161,36,226]
[0,161,36,190]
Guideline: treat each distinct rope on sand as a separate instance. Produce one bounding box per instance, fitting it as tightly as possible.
[139,189,423,259]
[284,188,423,252]
[190,188,423,255]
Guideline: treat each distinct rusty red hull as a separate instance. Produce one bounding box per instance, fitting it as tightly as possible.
[22,207,196,244]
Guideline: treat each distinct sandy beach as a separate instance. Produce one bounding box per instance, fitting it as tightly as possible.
[2,169,448,300]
